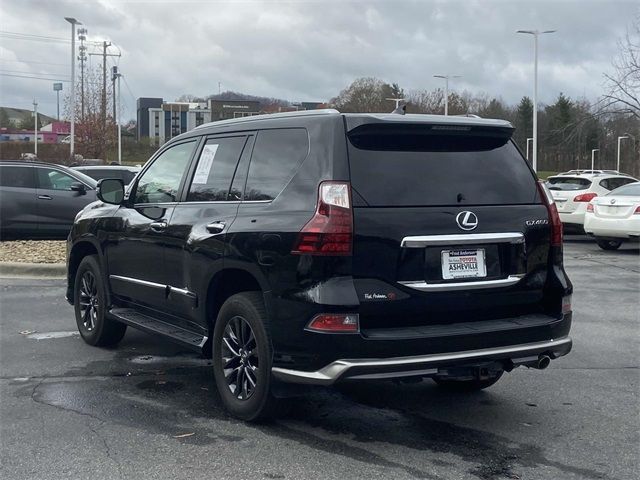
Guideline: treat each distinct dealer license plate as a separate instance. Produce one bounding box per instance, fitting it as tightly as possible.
[441,249,487,280]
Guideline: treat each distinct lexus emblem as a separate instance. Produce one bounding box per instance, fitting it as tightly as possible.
[456,211,478,231]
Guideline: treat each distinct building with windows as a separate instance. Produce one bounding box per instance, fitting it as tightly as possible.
[137,97,325,145]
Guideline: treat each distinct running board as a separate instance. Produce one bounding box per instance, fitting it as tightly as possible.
[108,308,207,351]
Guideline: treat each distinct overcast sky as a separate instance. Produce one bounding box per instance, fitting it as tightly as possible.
[1,0,637,120]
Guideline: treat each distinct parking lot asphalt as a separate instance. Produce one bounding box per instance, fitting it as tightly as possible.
[1,236,638,480]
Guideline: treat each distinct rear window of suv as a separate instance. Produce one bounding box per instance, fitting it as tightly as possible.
[547,177,592,191]
[347,124,538,207]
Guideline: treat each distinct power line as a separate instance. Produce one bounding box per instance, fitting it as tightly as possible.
[0,31,102,46]
[0,73,70,82]
[0,69,69,76]
[1,59,69,67]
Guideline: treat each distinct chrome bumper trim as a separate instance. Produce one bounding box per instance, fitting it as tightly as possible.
[401,232,524,248]
[271,337,572,385]
[399,274,525,292]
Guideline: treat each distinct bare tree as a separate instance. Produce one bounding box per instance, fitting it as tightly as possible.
[600,18,640,118]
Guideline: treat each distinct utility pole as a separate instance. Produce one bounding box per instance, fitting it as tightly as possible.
[33,99,38,156]
[117,73,122,164]
[102,40,110,129]
[77,28,87,120]
[111,65,118,122]
[65,17,81,159]
[591,149,599,172]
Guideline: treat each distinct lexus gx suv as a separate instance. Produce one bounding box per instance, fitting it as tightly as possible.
[66,110,573,420]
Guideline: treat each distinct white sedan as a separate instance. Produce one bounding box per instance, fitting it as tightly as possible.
[547,173,638,230]
[584,182,640,250]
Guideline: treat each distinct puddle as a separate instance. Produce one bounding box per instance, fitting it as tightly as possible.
[26,331,79,340]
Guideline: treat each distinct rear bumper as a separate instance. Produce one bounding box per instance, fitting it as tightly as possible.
[559,209,585,226]
[272,336,572,385]
[584,215,640,239]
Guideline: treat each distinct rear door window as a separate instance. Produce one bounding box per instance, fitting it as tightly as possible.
[244,128,309,201]
[602,177,636,191]
[36,168,78,191]
[547,177,592,191]
[0,166,36,188]
[187,136,247,202]
[347,125,538,206]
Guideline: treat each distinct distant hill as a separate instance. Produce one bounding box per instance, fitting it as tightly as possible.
[206,91,291,107]
[0,107,56,128]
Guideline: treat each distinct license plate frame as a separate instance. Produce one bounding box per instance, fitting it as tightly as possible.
[441,248,487,280]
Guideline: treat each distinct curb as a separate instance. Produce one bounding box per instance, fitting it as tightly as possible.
[0,261,66,279]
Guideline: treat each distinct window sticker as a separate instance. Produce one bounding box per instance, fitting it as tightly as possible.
[192,144,219,184]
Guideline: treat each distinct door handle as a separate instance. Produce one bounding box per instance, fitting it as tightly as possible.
[38,195,52,200]
[206,221,226,233]
[150,221,167,232]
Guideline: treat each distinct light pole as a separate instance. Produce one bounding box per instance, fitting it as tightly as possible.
[517,29,556,172]
[433,74,461,116]
[114,72,122,164]
[526,137,533,161]
[65,17,81,159]
[617,134,635,172]
[33,99,38,156]
[591,149,599,172]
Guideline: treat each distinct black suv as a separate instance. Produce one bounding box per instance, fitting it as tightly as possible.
[66,110,572,420]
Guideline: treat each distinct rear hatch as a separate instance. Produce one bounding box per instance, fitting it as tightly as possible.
[547,176,592,213]
[346,121,553,330]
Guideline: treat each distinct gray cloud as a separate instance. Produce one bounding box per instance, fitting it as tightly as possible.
[0,0,637,119]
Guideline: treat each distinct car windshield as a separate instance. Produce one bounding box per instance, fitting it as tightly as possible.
[607,182,640,196]
[547,177,591,191]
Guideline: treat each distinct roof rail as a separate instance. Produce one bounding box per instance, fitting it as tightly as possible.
[455,113,482,118]
[194,108,340,130]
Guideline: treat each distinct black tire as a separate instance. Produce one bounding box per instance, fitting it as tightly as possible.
[433,371,503,392]
[74,255,127,346]
[212,292,283,421]
[596,239,623,250]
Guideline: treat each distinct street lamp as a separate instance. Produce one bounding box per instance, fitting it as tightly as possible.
[591,149,599,172]
[433,74,461,116]
[517,29,556,173]
[526,137,533,160]
[617,134,636,172]
[65,17,81,159]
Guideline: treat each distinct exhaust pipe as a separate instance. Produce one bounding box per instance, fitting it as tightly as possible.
[536,355,551,370]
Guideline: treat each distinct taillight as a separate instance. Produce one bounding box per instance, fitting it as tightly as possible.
[586,203,594,213]
[292,181,353,256]
[574,192,598,202]
[634,206,640,215]
[562,295,572,315]
[306,313,359,333]
[537,181,563,247]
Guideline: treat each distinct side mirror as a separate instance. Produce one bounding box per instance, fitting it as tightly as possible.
[70,182,87,194]
[97,178,124,205]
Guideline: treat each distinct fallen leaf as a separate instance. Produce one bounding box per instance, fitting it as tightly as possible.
[173,432,195,438]
[19,330,36,335]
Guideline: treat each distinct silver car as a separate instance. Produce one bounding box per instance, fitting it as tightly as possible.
[0,161,98,239]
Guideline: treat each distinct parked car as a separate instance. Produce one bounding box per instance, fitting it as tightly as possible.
[66,110,573,421]
[72,165,141,186]
[0,161,97,239]
[546,172,638,231]
[584,181,640,250]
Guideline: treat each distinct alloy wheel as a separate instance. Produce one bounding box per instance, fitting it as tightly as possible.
[221,315,258,400]
[78,271,98,332]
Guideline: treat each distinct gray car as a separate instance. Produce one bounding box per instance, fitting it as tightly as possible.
[72,165,141,186]
[0,161,98,239]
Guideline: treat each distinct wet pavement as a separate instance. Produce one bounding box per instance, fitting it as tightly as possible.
[1,237,638,479]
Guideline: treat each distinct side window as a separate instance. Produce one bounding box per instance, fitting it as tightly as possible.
[121,170,137,184]
[599,179,611,190]
[37,168,78,190]
[134,140,195,204]
[187,136,247,201]
[244,128,309,201]
[0,166,36,188]
[608,177,635,190]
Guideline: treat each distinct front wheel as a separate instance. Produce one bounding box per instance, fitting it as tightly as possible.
[212,292,284,421]
[433,371,503,392]
[596,238,623,250]
[74,255,127,346]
